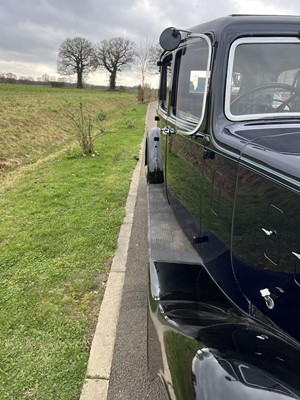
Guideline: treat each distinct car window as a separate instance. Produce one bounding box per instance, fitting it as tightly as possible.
[172,36,211,130]
[225,38,300,121]
[159,54,172,112]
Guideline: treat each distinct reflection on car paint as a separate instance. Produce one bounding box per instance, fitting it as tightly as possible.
[146,15,300,400]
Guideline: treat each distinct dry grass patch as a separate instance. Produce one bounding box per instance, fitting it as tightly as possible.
[0,84,141,176]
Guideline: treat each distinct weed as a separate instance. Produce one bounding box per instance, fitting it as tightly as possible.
[67,99,106,156]
[126,119,136,129]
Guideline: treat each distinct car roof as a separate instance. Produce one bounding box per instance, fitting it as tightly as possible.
[188,15,300,41]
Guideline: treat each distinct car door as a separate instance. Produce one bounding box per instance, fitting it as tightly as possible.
[162,35,211,242]
[232,133,300,340]
[161,35,247,307]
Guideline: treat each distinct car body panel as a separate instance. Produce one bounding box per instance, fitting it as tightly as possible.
[146,15,300,399]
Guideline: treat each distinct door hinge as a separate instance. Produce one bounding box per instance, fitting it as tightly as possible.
[262,228,277,236]
[292,251,300,260]
[203,149,215,160]
[193,236,209,244]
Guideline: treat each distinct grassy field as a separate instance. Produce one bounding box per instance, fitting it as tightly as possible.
[0,83,143,174]
[0,84,147,399]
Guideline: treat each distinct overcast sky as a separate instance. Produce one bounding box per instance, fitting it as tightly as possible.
[1,0,300,87]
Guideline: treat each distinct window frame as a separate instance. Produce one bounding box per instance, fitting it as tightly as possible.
[158,54,173,113]
[164,34,212,136]
[225,37,300,122]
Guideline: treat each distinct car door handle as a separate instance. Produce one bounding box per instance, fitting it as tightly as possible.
[262,228,277,236]
[161,126,176,135]
[260,288,275,309]
[292,252,300,260]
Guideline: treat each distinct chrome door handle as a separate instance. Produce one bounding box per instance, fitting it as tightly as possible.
[292,252,300,260]
[262,228,276,236]
[260,288,275,309]
[161,126,176,135]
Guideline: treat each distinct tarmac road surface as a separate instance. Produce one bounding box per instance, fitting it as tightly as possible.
[106,103,168,400]
[107,158,168,399]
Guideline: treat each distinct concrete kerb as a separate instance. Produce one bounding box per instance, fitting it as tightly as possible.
[79,103,154,400]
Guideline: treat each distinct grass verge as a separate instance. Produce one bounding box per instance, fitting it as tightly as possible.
[0,84,142,175]
[0,86,147,399]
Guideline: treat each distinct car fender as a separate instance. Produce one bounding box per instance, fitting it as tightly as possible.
[146,127,164,184]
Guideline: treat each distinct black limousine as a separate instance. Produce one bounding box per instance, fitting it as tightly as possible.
[146,15,300,400]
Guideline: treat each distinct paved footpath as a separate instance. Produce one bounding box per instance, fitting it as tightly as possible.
[80,103,168,400]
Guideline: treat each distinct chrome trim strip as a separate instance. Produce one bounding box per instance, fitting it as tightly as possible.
[170,34,212,136]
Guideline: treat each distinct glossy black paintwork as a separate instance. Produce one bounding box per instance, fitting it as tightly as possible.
[148,15,300,400]
[148,261,300,399]
[221,125,300,183]
[232,135,300,340]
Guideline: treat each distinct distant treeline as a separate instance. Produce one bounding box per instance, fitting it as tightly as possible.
[0,72,66,86]
[0,72,136,91]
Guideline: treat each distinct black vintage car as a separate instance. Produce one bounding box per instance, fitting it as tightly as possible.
[146,15,300,400]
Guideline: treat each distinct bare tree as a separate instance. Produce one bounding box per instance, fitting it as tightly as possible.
[41,74,50,82]
[57,37,96,89]
[95,37,135,90]
[19,76,34,84]
[5,73,17,83]
[134,38,161,102]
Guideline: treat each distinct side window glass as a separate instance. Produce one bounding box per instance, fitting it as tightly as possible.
[174,38,210,126]
[226,38,300,121]
[159,55,172,111]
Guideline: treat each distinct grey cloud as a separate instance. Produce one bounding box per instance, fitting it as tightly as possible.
[0,0,300,79]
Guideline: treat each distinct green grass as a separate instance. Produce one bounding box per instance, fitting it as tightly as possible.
[0,84,147,399]
[0,83,141,174]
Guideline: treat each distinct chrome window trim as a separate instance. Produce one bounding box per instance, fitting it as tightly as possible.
[169,34,212,136]
[158,53,173,113]
[225,37,300,122]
